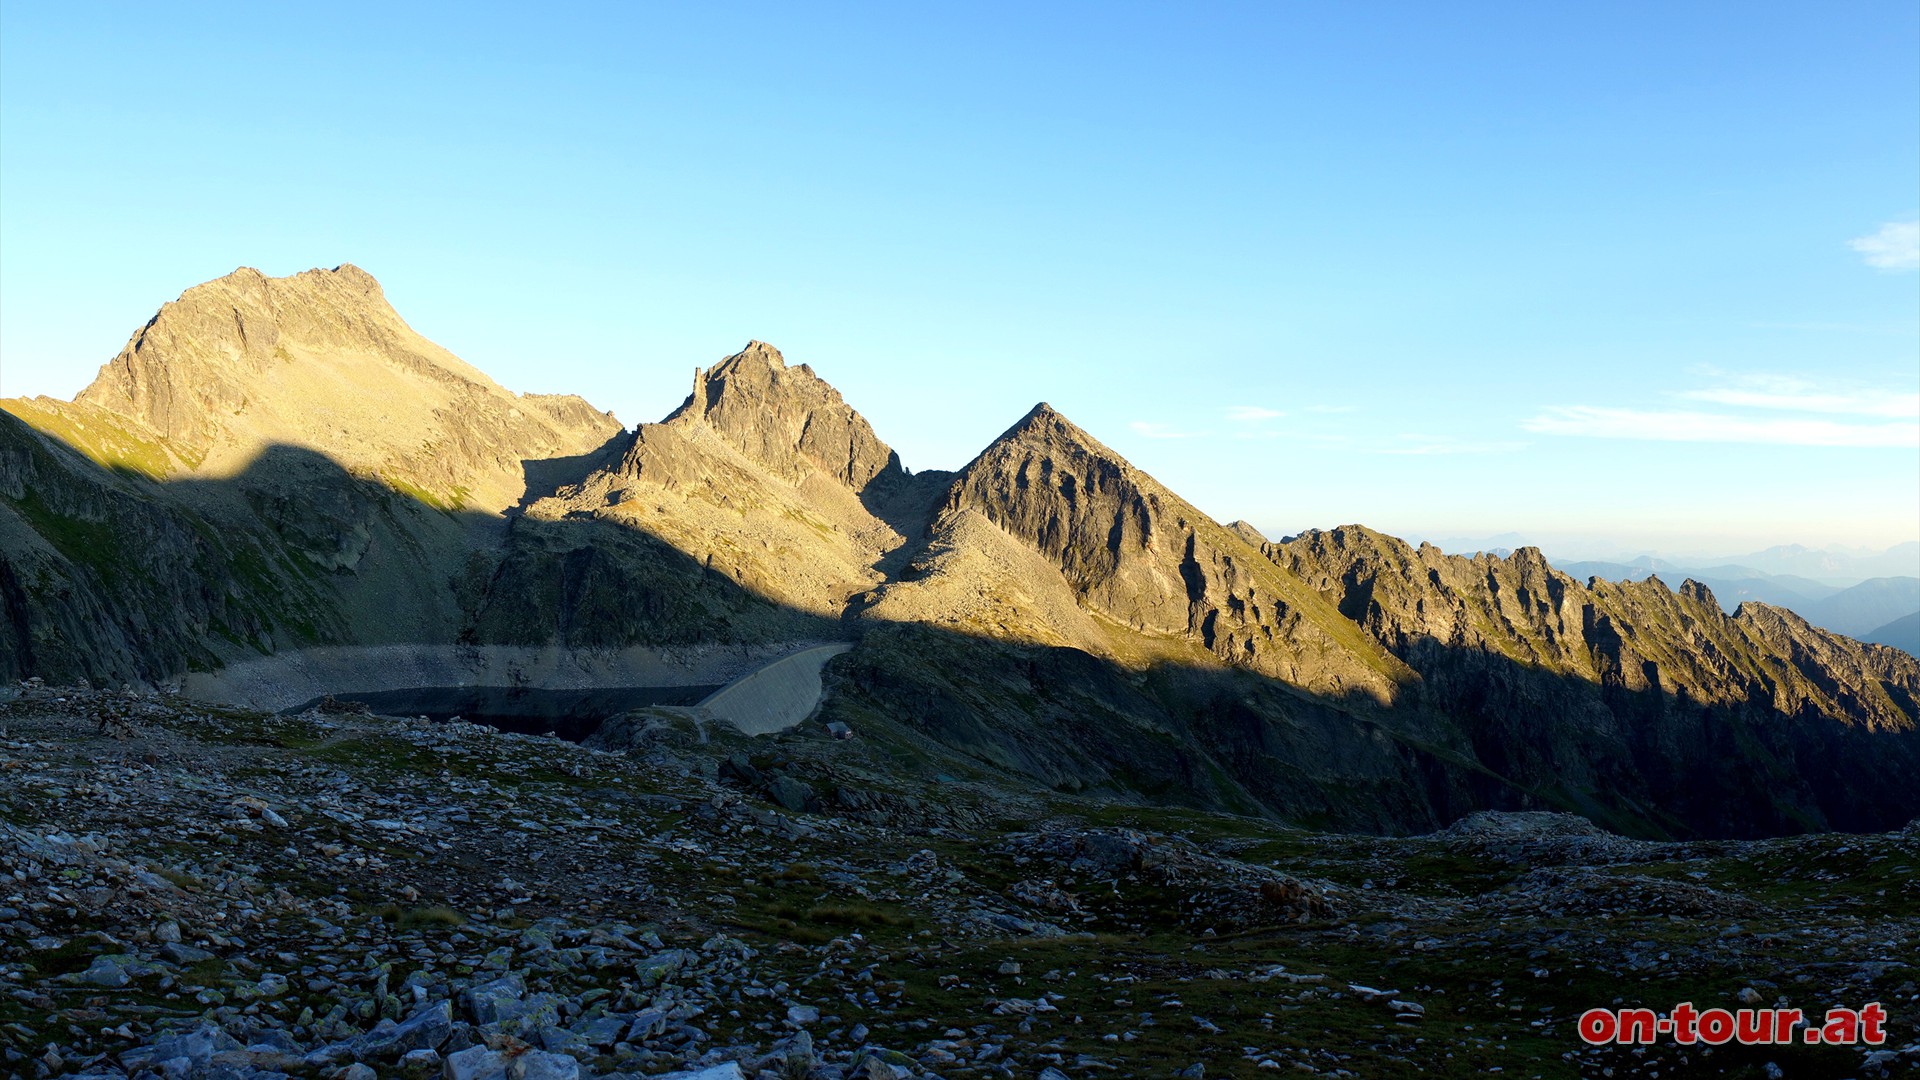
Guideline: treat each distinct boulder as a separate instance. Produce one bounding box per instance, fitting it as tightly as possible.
[443,1045,582,1080]
[767,774,814,813]
[463,973,527,1025]
[356,1000,452,1059]
[652,1063,746,1080]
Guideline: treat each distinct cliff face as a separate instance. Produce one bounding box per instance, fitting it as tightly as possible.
[4,265,1917,838]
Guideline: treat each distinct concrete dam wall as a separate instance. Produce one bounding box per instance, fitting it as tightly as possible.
[181,640,853,738]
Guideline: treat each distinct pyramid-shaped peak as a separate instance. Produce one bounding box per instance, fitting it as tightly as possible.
[1679,578,1718,607]
[992,401,1068,441]
[108,264,418,373]
[982,400,1114,460]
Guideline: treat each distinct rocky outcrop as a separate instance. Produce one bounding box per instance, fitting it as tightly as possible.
[1732,600,1920,730]
[855,508,1119,653]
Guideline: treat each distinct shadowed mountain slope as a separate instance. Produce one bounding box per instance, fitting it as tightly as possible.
[4,265,1918,839]
[1262,526,1920,834]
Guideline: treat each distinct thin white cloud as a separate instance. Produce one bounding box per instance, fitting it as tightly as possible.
[1226,405,1284,422]
[1679,386,1919,418]
[1530,370,1920,447]
[1232,429,1353,446]
[1524,406,1919,448]
[1368,434,1526,456]
[1129,421,1208,439]
[1849,220,1920,271]
[1749,320,1915,334]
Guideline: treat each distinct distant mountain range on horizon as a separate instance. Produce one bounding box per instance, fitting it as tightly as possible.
[1390,534,1920,652]
[1402,534,1920,586]
[1551,565,1918,649]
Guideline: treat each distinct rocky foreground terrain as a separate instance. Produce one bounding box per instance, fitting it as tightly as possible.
[3,683,1915,1080]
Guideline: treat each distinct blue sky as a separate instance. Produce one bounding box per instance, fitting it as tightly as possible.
[2,2,1915,559]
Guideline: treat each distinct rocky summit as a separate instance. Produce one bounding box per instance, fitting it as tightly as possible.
[2,265,1918,1079]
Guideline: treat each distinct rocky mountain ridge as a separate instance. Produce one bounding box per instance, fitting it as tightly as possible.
[1267,526,1920,834]
[4,265,1917,840]
[1273,526,1916,732]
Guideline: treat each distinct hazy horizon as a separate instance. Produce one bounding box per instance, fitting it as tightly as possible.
[3,4,1915,556]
